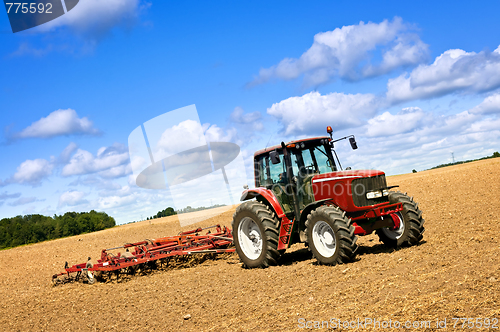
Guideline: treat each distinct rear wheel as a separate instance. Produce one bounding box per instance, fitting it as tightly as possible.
[232,201,281,268]
[376,191,425,248]
[305,206,358,265]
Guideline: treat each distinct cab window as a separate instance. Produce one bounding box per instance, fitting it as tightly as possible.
[312,145,336,173]
[269,154,286,184]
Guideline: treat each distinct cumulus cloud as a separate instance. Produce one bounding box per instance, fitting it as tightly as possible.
[338,100,499,176]
[251,17,428,87]
[366,107,426,137]
[59,142,79,163]
[58,191,88,207]
[470,93,500,114]
[230,107,263,131]
[98,164,133,179]
[267,91,379,135]
[203,124,237,143]
[14,109,100,139]
[7,159,54,186]
[387,47,500,103]
[39,0,147,37]
[62,143,129,177]
[154,120,207,159]
[97,193,136,210]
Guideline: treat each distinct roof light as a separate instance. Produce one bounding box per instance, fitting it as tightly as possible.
[326,126,333,134]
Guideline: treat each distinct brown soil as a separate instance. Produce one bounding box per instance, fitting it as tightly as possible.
[1,159,499,331]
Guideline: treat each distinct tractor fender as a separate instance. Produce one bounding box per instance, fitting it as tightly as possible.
[240,188,286,219]
[299,199,336,228]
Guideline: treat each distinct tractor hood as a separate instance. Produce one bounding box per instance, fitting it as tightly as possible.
[310,169,388,211]
[311,169,385,184]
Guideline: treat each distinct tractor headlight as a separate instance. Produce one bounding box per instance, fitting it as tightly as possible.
[382,189,389,196]
[366,190,383,199]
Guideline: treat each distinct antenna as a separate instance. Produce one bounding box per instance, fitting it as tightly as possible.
[265,133,274,149]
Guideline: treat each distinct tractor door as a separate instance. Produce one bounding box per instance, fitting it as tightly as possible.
[291,143,337,209]
[256,153,294,215]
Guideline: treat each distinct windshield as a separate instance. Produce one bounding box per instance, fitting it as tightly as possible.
[292,143,336,176]
[313,145,336,173]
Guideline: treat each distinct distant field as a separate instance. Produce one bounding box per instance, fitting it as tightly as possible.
[0,158,499,331]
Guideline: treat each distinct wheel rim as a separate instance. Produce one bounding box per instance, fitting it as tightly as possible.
[381,212,405,240]
[238,217,263,260]
[312,220,337,258]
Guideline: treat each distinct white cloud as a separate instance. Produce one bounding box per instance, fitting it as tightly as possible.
[155,119,206,158]
[204,124,237,143]
[9,159,54,186]
[339,101,499,175]
[15,109,100,139]
[98,164,132,179]
[97,194,136,210]
[40,0,146,37]
[59,142,79,163]
[58,191,88,207]
[267,91,379,135]
[387,46,500,103]
[230,107,263,131]
[470,93,500,114]
[62,143,129,177]
[366,107,426,137]
[251,17,428,87]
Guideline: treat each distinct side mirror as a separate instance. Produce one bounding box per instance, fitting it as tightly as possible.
[349,137,358,150]
[270,150,280,164]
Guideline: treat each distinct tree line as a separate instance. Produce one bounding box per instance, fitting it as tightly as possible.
[429,151,500,170]
[146,207,177,220]
[144,204,227,221]
[0,210,115,250]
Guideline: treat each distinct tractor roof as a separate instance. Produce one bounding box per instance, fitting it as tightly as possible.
[254,136,329,157]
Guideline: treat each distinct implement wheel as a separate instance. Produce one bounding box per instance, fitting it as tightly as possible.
[305,205,358,265]
[232,201,280,268]
[376,191,425,248]
[84,261,95,284]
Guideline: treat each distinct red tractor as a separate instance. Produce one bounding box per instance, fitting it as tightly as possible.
[232,126,425,268]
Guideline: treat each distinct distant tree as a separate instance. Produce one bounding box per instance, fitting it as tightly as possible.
[0,211,115,250]
[412,169,417,173]
[493,151,500,158]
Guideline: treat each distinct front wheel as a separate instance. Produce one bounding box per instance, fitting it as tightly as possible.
[232,201,281,268]
[305,206,358,265]
[376,191,425,248]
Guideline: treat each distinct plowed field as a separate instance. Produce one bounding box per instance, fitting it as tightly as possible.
[1,158,499,331]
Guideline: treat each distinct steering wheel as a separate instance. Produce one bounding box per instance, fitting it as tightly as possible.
[305,164,315,171]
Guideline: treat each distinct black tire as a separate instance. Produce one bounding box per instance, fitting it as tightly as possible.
[232,201,281,268]
[376,191,425,248]
[305,205,358,265]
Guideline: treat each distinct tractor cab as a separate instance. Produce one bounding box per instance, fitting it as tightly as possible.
[254,136,338,216]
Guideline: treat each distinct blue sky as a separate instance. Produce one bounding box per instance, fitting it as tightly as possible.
[1,1,499,224]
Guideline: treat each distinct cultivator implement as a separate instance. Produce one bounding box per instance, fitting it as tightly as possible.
[52,225,234,285]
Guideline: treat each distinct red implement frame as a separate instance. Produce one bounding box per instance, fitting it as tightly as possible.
[52,225,234,283]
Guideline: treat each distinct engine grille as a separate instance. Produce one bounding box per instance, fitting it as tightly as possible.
[351,175,388,207]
